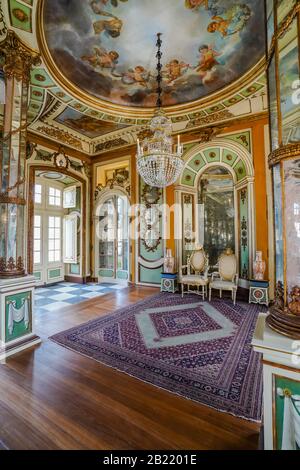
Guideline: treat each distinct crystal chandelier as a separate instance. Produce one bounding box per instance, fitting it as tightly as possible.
[136,33,184,188]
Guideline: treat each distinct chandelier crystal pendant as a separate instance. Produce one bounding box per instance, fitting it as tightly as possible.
[136,33,184,188]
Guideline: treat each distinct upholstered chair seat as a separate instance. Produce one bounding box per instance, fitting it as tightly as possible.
[180,247,209,299]
[209,248,238,305]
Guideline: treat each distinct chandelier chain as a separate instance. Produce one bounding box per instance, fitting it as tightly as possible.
[156,33,162,109]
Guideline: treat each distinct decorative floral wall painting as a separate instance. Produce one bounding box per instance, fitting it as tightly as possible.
[43,0,265,108]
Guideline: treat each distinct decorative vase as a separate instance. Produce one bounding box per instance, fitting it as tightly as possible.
[164,249,175,274]
[253,251,266,281]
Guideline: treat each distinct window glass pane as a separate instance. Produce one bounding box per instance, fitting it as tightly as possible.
[34,215,41,226]
[34,227,40,239]
[34,252,40,264]
[34,240,40,251]
[34,184,42,204]
[48,251,54,262]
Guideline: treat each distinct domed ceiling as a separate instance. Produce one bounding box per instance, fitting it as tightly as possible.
[41,0,265,112]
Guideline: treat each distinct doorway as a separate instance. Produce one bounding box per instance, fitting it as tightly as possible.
[30,170,83,285]
[95,192,129,284]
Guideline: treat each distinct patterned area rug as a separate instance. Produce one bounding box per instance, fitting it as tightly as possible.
[50,293,264,422]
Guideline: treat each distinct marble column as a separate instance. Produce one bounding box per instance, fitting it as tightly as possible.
[0,31,41,360]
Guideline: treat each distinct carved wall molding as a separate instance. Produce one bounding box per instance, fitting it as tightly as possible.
[94,168,130,200]
[36,126,83,149]
[29,145,90,178]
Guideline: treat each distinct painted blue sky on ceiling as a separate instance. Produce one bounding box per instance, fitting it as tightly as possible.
[43,0,265,108]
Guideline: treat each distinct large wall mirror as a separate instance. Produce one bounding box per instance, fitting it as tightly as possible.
[198,166,235,267]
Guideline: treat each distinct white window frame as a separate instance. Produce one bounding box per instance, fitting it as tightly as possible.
[63,213,77,263]
[63,185,77,209]
[34,183,42,205]
[33,214,42,265]
[48,215,62,263]
[48,186,62,207]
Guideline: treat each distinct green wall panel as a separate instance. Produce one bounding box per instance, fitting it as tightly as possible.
[203,148,221,163]
[5,291,32,343]
[222,149,238,167]
[9,0,32,32]
[181,169,196,186]
[188,154,206,172]
[138,179,164,285]
[234,160,247,181]
[48,268,61,279]
[70,264,80,275]
[274,375,300,450]
[117,270,128,280]
[99,269,114,278]
[139,266,162,285]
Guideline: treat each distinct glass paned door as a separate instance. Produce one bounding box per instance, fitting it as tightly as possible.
[98,195,129,282]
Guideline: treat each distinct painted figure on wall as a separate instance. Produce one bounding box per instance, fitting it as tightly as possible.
[43,0,265,108]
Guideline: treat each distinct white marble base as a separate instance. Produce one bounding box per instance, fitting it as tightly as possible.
[0,275,41,361]
[252,313,300,450]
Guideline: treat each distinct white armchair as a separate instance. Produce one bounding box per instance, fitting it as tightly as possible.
[180,247,209,299]
[209,248,238,305]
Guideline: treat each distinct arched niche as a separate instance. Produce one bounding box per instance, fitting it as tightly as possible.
[175,139,255,287]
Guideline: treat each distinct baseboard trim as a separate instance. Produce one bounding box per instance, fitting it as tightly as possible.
[0,334,41,361]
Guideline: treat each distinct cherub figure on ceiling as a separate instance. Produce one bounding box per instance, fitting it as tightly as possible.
[164,59,190,85]
[196,44,220,84]
[82,46,119,72]
[90,0,123,38]
[185,0,209,10]
[207,4,252,38]
[121,66,150,87]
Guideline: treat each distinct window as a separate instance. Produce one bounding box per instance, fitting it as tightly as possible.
[63,214,77,263]
[34,184,42,204]
[34,215,41,265]
[49,187,61,206]
[48,216,61,262]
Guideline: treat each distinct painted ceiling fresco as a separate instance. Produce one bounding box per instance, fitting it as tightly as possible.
[54,107,128,138]
[43,0,265,109]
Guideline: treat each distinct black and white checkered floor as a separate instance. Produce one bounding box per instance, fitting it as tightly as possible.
[35,282,127,314]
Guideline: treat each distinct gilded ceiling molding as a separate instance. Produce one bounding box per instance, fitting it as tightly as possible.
[35,125,83,149]
[268,143,300,168]
[36,0,266,120]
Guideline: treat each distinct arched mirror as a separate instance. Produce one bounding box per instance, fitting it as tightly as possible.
[198,166,235,267]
